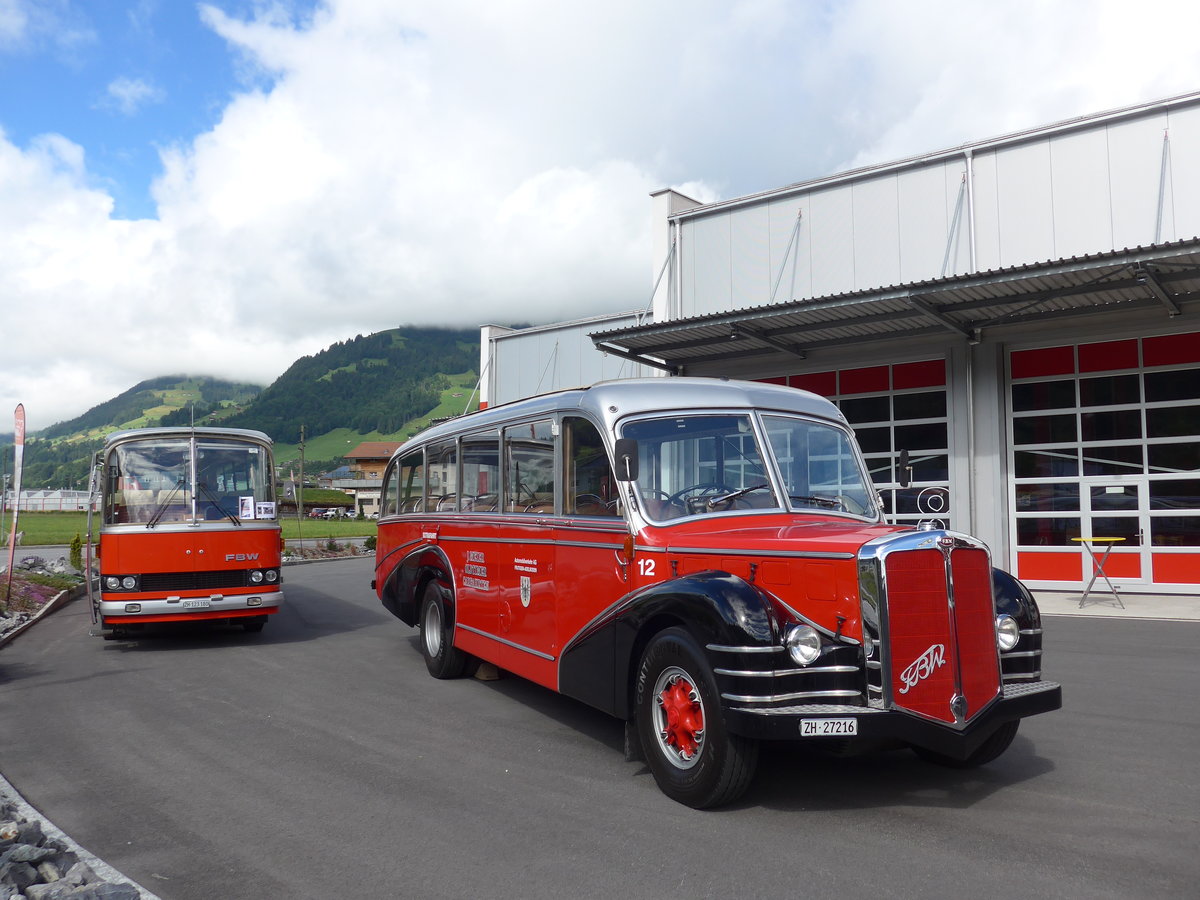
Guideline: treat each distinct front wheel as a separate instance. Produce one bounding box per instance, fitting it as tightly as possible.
[419,579,470,679]
[635,627,758,808]
[913,719,1020,768]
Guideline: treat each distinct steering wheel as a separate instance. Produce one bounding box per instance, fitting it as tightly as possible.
[666,483,735,515]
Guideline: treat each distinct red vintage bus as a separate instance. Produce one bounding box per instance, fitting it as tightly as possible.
[88,426,284,637]
[373,378,1061,807]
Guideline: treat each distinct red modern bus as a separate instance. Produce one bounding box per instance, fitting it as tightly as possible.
[373,377,1061,807]
[88,426,284,638]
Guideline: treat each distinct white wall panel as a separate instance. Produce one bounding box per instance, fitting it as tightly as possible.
[1050,129,1114,258]
[896,162,958,282]
[1107,111,1169,248]
[767,199,810,302]
[688,215,732,315]
[807,186,856,298]
[1165,103,1200,241]
[994,139,1054,266]
[969,150,1003,271]
[851,175,901,290]
[728,204,771,308]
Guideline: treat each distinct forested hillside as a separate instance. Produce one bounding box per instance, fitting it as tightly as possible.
[1,326,481,489]
[220,327,479,443]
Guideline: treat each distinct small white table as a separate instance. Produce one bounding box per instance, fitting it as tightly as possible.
[1072,537,1126,608]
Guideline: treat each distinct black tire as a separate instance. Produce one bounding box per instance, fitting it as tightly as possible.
[913,719,1020,768]
[419,579,470,679]
[634,627,758,808]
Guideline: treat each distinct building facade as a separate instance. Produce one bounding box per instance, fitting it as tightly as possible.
[483,93,1200,596]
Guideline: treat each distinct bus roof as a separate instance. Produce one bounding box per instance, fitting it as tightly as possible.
[395,377,846,455]
[102,426,274,447]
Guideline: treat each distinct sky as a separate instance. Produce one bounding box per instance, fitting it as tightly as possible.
[3,0,1200,432]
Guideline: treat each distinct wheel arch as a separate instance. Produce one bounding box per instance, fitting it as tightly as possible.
[379,544,455,627]
[559,570,779,721]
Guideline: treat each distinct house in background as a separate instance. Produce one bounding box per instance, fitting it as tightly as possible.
[337,441,403,516]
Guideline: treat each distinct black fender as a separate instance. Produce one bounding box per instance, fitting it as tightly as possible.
[991,567,1041,629]
[992,567,1046,682]
[378,542,454,627]
[558,570,780,720]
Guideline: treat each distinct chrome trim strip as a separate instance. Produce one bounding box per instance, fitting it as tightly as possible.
[457,623,556,661]
[722,688,862,703]
[668,546,855,560]
[1003,672,1042,681]
[739,703,880,716]
[714,665,859,677]
[1020,627,1044,635]
[1000,650,1042,659]
[707,644,782,654]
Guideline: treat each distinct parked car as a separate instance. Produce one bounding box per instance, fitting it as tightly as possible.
[308,507,327,518]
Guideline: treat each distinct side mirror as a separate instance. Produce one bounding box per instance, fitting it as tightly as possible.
[897,449,911,488]
[613,438,639,482]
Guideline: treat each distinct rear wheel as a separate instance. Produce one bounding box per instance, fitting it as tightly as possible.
[913,719,1020,768]
[419,579,469,679]
[635,627,758,808]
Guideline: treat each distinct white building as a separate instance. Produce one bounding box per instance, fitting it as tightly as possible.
[481,92,1200,597]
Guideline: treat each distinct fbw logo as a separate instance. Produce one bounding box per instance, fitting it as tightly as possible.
[898,643,945,694]
[225,552,260,562]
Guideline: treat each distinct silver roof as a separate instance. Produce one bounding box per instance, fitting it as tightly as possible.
[395,376,846,454]
[103,426,274,448]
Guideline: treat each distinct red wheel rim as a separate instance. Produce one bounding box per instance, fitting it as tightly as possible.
[653,667,705,769]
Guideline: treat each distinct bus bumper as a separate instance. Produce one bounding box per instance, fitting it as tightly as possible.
[723,681,1062,760]
[97,590,284,626]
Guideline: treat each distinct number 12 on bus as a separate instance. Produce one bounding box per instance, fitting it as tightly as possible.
[372,378,1061,808]
[88,427,284,638]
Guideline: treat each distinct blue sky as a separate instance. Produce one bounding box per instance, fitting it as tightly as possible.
[0,1,320,219]
[3,0,1200,430]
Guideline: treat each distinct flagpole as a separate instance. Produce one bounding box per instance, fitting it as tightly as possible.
[3,404,26,611]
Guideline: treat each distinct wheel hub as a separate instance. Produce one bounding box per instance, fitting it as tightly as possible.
[654,670,704,767]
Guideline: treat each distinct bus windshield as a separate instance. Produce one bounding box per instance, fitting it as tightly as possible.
[622,412,875,520]
[104,436,276,526]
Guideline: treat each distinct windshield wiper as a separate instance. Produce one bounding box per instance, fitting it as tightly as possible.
[146,479,186,529]
[790,494,842,509]
[706,483,770,510]
[196,481,241,527]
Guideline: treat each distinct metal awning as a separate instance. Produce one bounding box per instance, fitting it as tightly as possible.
[591,239,1200,373]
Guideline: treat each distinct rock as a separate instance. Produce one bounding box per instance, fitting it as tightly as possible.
[64,861,98,887]
[2,858,39,892]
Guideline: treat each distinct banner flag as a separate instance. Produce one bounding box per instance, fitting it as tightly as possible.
[3,404,26,608]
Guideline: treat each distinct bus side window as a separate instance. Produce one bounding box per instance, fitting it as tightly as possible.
[388,450,424,514]
[564,417,619,517]
[462,430,501,512]
[504,420,556,514]
[428,440,458,512]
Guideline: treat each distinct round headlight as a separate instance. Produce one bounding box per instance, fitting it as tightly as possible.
[264,569,278,583]
[104,576,121,590]
[785,624,822,666]
[249,570,264,584]
[120,576,137,590]
[995,614,1021,652]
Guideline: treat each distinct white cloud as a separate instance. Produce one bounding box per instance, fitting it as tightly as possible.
[101,76,165,116]
[4,0,1200,431]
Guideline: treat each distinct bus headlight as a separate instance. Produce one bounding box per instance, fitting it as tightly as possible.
[785,624,822,666]
[264,569,278,583]
[121,576,137,590]
[104,576,121,590]
[249,570,264,584]
[995,614,1021,651]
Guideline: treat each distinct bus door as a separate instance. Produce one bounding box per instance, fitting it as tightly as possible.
[553,416,631,699]
[425,435,499,659]
[494,419,558,687]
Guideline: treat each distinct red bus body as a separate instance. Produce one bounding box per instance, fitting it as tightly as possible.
[90,427,284,636]
[373,378,1060,806]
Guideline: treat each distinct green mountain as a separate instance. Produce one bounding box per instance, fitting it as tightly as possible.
[0,326,481,490]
